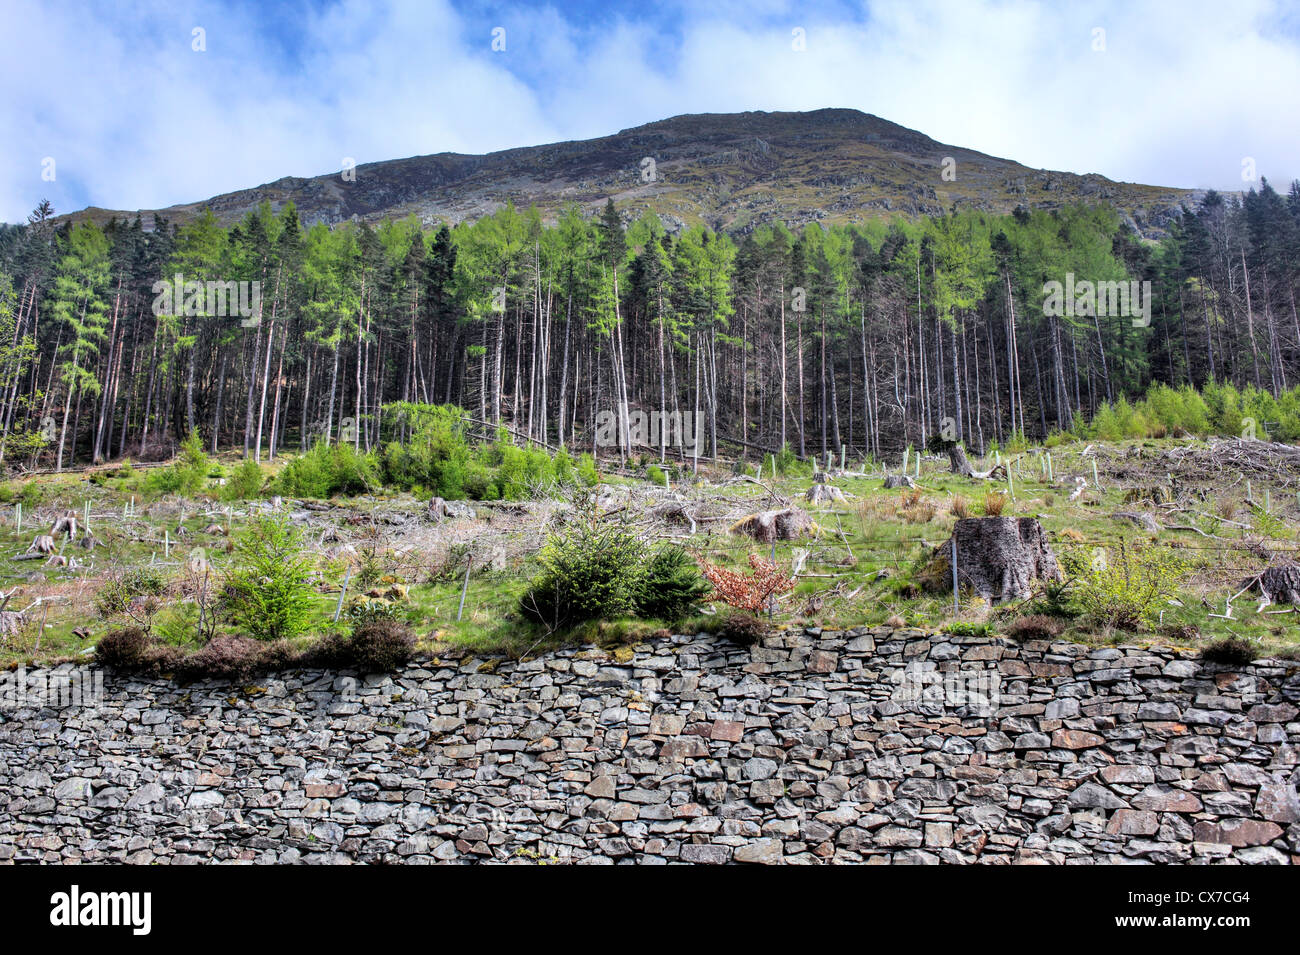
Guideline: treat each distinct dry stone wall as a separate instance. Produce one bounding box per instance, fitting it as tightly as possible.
[1,627,1298,864]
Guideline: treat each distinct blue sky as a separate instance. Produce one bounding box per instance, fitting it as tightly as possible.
[3,0,1299,224]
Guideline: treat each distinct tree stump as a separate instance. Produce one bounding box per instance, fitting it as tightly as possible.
[1112,511,1161,534]
[49,512,78,539]
[805,483,848,506]
[883,474,915,489]
[0,610,26,639]
[946,443,975,476]
[926,436,1005,480]
[921,517,1060,603]
[428,497,477,522]
[730,507,815,543]
[1255,564,1300,605]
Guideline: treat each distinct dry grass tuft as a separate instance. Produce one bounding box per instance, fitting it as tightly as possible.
[982,492,1009,517]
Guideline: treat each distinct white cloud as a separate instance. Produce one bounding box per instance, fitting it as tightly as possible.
[1,0,1297,224]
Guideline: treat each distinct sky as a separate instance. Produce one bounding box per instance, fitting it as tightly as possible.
[3,0,1299,224]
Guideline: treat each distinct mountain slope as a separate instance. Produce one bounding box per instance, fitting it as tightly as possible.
[63,108,1202,237]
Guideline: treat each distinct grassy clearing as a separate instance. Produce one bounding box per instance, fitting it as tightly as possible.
[1,435,1298,669]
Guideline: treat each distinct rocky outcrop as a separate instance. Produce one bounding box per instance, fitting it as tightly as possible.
[1,628,1296,864]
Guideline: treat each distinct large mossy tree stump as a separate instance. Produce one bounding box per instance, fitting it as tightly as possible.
[921,517,1060,603]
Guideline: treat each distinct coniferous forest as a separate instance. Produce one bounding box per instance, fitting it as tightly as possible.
[4,179,1300,472]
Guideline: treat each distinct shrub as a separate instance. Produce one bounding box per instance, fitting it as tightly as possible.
[1029,578,1078,619]
[274,441,376,498]
[345,596,404,625]
[576,452,599,486]
[698,552,795,613]
[634,546,710,622]
[346,620,416,672]
[152,603,210,649]
[1201,636,1259,666]
[224,514,318,641]
[94,566,168,629]
[772,443,811,477]
[301,632,348,668]
[175,634,266,682]
[223,458,266,500]
[520,521,648,629]
[950,494,972,519]
[1005,614,1065,641]
[377,403,586,499]
[143,430,213,497]
[95,626,152,669]
[1140,383,1210,436]
[0,480,42,505]
[256,639,302,669]
[713,612,771,645]
[95,627,189,674]
[552,447,575,486]
[1063,541,1190,631]
[300,622,415,672]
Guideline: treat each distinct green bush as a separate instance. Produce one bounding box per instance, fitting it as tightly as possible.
[1140,383,1210,436]
[274,441,376,498]
[553,447,575,485]
[1078,382,1300,442]
[377,403,585,500]
[576,452,599,486]
[520,521,649,629]
[152,603,210,649]
[143,430,213,497]
[0,478,43,506]
[94,566,168,625]
[772,443,811,477]
[222,458,266,500]
[345,595,404,625]
[1062,541,1190,631]
[634,546,710,622]
[224,514,318,640]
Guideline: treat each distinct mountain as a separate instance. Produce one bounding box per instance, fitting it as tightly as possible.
[60,108,1203,237]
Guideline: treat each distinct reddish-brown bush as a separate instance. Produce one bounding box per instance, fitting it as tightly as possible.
[698,553,795,613]
[175,635,265,682]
